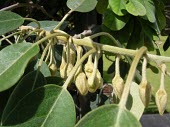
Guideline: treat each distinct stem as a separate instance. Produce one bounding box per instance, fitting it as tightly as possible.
[90,32,122,47]
[115,55,121,76]
[1,35,13,45]
[45,46,51,62]
[0,31,22,42]
[35,33,69,45]
[38,40,53,67]
[55,36,170,63]
[64,38,71,78]
[21,29,43,42]
[63,48,96,89]
[142,56,147,81]
[119,46,147,109]
[90,51,99,86]
[160,64,166,90]
[53,10,73,30]
[24,18,41,29]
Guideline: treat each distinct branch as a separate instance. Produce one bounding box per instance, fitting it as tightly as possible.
[54,35,170,64]
[0,3,53,19]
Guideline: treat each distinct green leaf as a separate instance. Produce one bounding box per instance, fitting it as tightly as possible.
[154,1,166,30]
[0,11,24,35]
[109,0,127,16]
[139,19,158,41]
[126,82,145,120]
[67,0,97,12]
[140,0,156,23]
[103,8,130,31]
[34,60,51,77]
[75,104,141,127]
[1,71,46,123]
[126,0,146,16]
[1,85,76,127]
[101,18,134,45]
[46,76,63,86]
[27,21,68,31]
[0,43,39,92]
[96,0,108,14]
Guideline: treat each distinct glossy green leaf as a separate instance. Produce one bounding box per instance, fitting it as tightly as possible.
[67,0,97,12]
[0,43,39,92]
[27,21,68,31]
[139,0,156,23]
[75,104,141,127]
[126,0,146,16]
[109,0,127,16]
[103,8,130,31]
[1,71,46,123]
[0,11,24,35]
[1,85,76,127]
[96,0,108,14]
[126,82,145,120]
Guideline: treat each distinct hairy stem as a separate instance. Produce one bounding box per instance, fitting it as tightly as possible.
[55,36,170,64]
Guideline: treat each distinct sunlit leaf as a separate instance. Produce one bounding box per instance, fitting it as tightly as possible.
[0,11,24,35]
[126,0,146,16]
[67,0,97,12]
[109,0,127,16]
[1,85,76,127]
[0,43,39,92]
[139,0,156,23]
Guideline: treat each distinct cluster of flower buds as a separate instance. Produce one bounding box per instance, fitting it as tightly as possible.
[60,43,103,95]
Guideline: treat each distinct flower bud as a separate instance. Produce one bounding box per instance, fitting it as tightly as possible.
[112,74,124,99]
[66,63,73,76]
[60,46,67,78]
[96,70,103,88]
[75,72,88,95]
[49,63,57,76]
[68,46,76,65]
[84,62,94,78]
[139,80,152,107]
[155,89,168,115]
